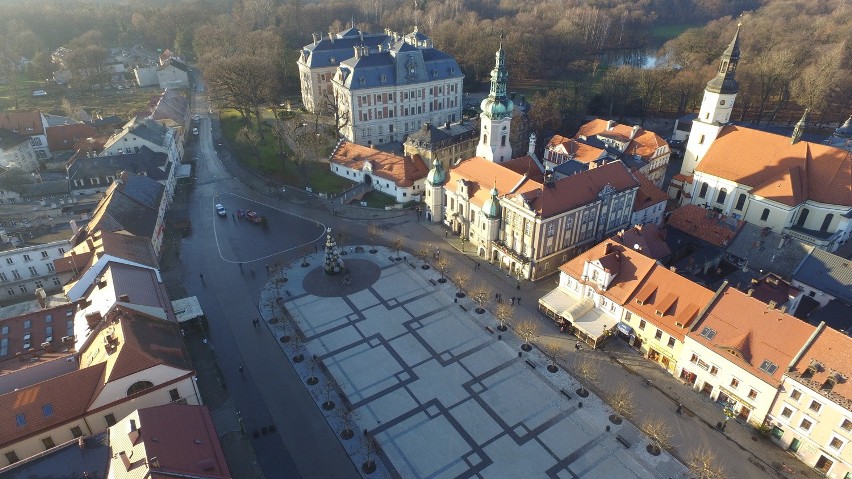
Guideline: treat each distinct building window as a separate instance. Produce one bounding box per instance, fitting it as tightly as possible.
[0,272,6,282]
[654,329,663,340]
[820,214,834,232]
[809,401,822,413]
[698,134,705,144]
[5,451,19,464]
[799,418,813,431]
[12,270,20,279]
[41,251,49,259]
[23,254,31,261]
[771,426,784,439]
[18,285,27,294]
[28,266,38,276]
[42,436,56,449]
[781,407,793,418]
[5,258,12,265]
[841,419,852,432]
[71,426,84,438]
[639,319,646,330]
[58,248,65,254]
[666,337,675,348]
[790,389,802,401]
[829,437,844,450]
[709,366,718,376]
[127,380,154,396]
[104,414,117,426]
[15,413,26,426]
[748,389,758,400]
[169,388,180,402]
[760,209,770,221]
[716,189,727,204]
[730,378,739,388]
[42,404,53,417]
[47,263,55,272]
[698,183,708,198]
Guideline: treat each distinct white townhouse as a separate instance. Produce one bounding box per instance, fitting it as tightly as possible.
[0,239,71,301]
[329,140,428,203]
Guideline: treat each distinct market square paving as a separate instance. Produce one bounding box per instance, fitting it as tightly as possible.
[270,247,688,479]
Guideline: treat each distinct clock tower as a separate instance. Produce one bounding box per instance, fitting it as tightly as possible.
[476,39,514,163]
[681,24,742,176]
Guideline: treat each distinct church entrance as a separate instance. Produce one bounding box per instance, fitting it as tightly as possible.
[478,247,486,258]
[363,174,372,185]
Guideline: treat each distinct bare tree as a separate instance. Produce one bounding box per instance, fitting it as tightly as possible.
[516,320,539,351]
[469,283,491,314]
[340,407,357,440]
[391,235,405,260]
[236,126,262,166]
[686,447,728,479]
[451,270,471,297]
[608,385,634,424]
[641,415,673,455]
[300,244,313,267]
[543,342,564,372]
[494,302,514,331]
[322,88,351,137]
[573,356,599,397]
[435,256,450,282]
[416,246,431,268]
[363,435,381,473]
[367,224,381,253]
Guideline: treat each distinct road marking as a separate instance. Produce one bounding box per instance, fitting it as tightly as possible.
[212,192,326,263]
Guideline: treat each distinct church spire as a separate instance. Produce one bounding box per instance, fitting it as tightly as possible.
[792,108,809,144]
[480,33,513,120]
[706,23,741,95]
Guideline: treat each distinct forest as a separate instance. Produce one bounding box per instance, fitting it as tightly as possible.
[0,0,850,134]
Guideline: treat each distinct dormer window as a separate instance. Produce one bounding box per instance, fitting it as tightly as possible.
[591,270,599,281]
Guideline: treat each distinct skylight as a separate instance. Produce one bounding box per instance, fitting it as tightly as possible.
[759,360,778,375]
[42,404,53,417]
[699,327,717,340]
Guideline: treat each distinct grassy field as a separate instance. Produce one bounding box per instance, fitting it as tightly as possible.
[0,79,165,119]
[649,24,700,42]
[360,190,399,208]
[219,109,353,194]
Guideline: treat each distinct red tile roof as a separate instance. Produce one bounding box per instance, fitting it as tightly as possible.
[0,303,77,373]
[689,286,816,384]
[330,141,428,187]
[628,265,715,341]
[519,162,638,217]
[131,404,231,478]
[0,363,106,449]
[447,156,540,211]
[666,204,743,247]
[612,224,672,261]
[545,135,605,165]
[500,155,545,183]
[575,119,669,161]
[559,241,658,305]
[45,123,97,152]
[0,110,44,136]
[788,326,852,405]
[697,126,852,207]
[632,170,668,212]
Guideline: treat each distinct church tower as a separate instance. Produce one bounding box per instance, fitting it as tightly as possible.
[481,184,502,243]
[791,109,808,144]
[425,159,446,223]
[476,39,514,163]
[681,24,742,176]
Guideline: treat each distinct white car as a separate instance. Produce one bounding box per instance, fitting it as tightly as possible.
[192,114,200,121]
[215,204,226,216]
[32,90,47,97]
[192,127,199,135]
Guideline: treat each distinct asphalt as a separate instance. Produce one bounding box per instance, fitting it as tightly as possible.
[178,76,822,479]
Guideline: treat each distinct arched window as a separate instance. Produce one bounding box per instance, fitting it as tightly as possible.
[820,214,834,232]
[796,208,809,227]
[716,189,727,204]
[127,381,154,396]
[501,135,506,146]
[698,183,708,199]
[734,193,746,211]
[760,209,770,221]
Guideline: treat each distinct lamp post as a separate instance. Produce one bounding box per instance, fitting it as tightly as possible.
[460,236,466,252]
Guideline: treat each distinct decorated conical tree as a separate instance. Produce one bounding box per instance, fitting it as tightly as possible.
[324,228,344,275]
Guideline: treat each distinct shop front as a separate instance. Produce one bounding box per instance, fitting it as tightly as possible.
[716,387,753,423]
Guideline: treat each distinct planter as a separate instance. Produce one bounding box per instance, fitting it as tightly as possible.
[521,344,532,352]
[322,400,335,411]
[475,308,485,314]
[280,335,291,343]
[301,262,310,268]
[608,414,623,425]
[369,249,377,254]
[576,388,589,398]
[293,354,304,363]
[307,376,319,385]
[341,429,355,440]
[437,278,447,283]
[547,364,559,373]
[456,292,466,298]
[421,265,430,270]
[362,461,377,474]
[497,324,507,332]
[646,444,661,456]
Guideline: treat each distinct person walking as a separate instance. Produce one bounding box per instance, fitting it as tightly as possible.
[575,341,581,351]
[517,297,521,305]
[510,297,515,306]
[238,365,244,375]
[199,273,204,283]
[676,403,683,415]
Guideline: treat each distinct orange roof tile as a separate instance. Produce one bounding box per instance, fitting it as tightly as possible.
[666,204,743,247]
[628,266,715,341]
[575,119,669,161]
[545,135,605,165]
[447,157,540,210]
[0,363,105,449]
[45,123,98,152]
[632,170,668,212]
[612,224,672,260]
[559,241,658,305]
[697,126,852,207]
[0,110,44,136]
[788,326,852,406]
[501,155,545,183]
[520,161,638,217]
[330,141,427,187]
[0,303,78,373]
[690,286,816,384]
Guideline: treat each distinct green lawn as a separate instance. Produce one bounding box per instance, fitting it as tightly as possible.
[219,109,353,194]
[649,24,701,42]
[360,190,399,208]
[0,80,163,119]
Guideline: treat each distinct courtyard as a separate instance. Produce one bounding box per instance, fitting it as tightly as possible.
[261,246,688,479]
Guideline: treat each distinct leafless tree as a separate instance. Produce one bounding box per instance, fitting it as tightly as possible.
[573,356,599,397]
[391,235,405,259]
[322,88,351,137]
[686,447,728,479]
[515,319,539,349]
[340,407,357,439]
[451,270,471,297]
[494,302,514,331]
[641,415,673,455]
[435,256,451,282]
[608,385,635,424]
[367,224,381,252]
[235,126,262,166]
[469,283,491,313]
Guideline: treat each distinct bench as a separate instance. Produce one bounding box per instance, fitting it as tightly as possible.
[459,304,467,311]
[615,435,631,448]
[285,290,292,297]
[525,360,536,369]
[485,326,494,334]
[560,389,572,400]
[429,279,437,285]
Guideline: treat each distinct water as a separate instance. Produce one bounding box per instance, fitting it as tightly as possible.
[601,47,658,69]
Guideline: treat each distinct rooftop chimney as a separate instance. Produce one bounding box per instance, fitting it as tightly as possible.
[606,120,615,130]
[630,125,640,139]
[118,294,130,302]
[35,288,47,308]
[85,311,103,329]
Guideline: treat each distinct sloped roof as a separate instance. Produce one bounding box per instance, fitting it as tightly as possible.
[519,161,638,217]
[45,123,97,152]
[447,156,540,211]
[632,170,668,212]
[0,303,78,375]
[67,146,169,184]
[0,128,30,149]
[330,141,427,187]
[697,125,852,207]
[85,181,158,240]
[575,119,668,161]
[793,248,852,303]
[559,240,658,304]
[612,224,672,261]
[0,363,106,449]
[788,326,852,407]
[689,286,816,384]
[725,222,813,278]
[300,31,391,69]
[0,110,44,136]
[667,204,743,247]
[114,171,164,210]
[500,155,545,183]
[629,264,715,341]
[148,89,189,125]
[116,404,231,478]
[545,135,606,165]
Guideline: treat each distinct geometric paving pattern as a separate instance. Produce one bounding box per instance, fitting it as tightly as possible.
[282,250,687,479]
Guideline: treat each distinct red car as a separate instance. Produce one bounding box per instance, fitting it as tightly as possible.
[246,211,263,224]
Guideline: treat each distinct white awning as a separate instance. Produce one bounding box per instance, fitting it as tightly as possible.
[171,296,204,323]
[539,288,579,314]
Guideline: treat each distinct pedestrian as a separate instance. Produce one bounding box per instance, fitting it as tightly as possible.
[265,263,270,274]
[495,293,499,301]
[445,231,449,238]
[314,244,318,253]
[238,365,244,375]
[239,262,243,271]
[575,341,581,351]
[510,297,515,305]
[199,273,204,282]
[475,262,480,270]
[676,403,683,415]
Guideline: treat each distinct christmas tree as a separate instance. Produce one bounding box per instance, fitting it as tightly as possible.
[323,228,344,275]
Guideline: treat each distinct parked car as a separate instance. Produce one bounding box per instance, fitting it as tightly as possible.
[192,114,200,121]
[246,211,262,224]
[32,90,47,97]
[192,127,199,135]
[215,204,226,216]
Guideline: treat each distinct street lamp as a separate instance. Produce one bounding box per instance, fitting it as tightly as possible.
[460,236,466,252]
